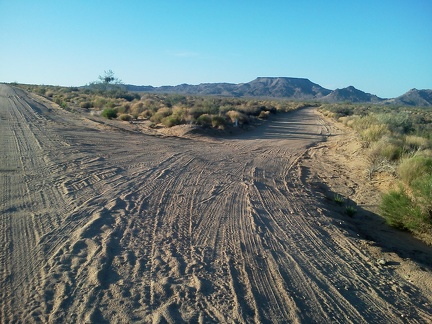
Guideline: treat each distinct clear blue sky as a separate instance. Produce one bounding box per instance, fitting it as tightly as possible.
[0,0,431,98]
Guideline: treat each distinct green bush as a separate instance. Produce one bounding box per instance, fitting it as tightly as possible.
[380,187,423,230]
[101,108,117,119]
[161,116,181,127]
[334,194,344,205]
[196,114,212,127]
[411,175,432,217]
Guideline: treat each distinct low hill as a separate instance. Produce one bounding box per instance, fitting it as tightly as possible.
[322,86,384,103]
[386,89,432,107]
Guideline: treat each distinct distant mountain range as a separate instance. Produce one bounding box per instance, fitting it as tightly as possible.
[125,77,432,106]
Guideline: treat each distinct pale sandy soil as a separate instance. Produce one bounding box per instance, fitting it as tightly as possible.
[1,84,431,323]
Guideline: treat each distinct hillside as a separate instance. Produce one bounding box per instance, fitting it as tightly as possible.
[126,77,330,99]
[386,88,432,107]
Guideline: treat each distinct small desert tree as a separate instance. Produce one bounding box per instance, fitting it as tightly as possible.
[89,70,124,94]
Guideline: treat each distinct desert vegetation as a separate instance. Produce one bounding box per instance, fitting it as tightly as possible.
[321,103,432,240]
[17,83,316,130]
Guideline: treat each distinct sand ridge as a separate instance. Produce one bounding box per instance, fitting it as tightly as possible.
[1,84,431,323]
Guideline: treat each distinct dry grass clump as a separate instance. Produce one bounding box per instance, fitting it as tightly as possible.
[369,137,403,162]
[404,135,431,151]
[360,124,390,143]
[397,156,432,185]
[118,114,132,121]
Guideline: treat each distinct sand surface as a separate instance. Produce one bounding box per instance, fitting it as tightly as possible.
[1,84,431,323]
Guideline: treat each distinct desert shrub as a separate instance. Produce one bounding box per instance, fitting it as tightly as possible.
[161,115,181,127]
[164,94,187,107]
[115,92,139,101]
[196,114,212,126]
[130,102,144,116]
[351,115,379,132]
[411,175,432,217]
[376,113,413,134]
[404,135,431,151]
[93,97,107,109]
[150,107,172,123]
[54,97,68,109]
[226,110,250,125]
[380,187,424,231]
[140,109,153,119]
[219,105,235,115]
[332,106,353,118]
[142,98,155,108]
[105,101,116,109]
[211,115,226,128]
[80,101,92,109]
[369,138,403,162]
[36,87,47,95]
[238,104,262,116]
[101,108,117,119]
[226,110,240,124]
[238,112,250,124]
[116,104,130,114]
[360,124,389,143]
[201,98,219,115]
[397,156,432,185]
[189,107,210,120]
[118,114,132,121]
[171,106,188,122]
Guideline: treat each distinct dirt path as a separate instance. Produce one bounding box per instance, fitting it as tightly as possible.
[1,84,431,323]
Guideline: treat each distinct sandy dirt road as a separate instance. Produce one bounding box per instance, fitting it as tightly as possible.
[1,83,431,323]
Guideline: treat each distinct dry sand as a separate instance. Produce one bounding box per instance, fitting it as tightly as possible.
[1,84,431,323]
